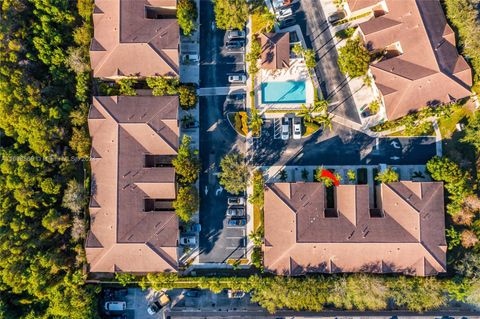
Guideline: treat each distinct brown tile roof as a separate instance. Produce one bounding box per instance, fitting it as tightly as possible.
[90,0,179,78]
[86,96,180,273]
[346,0,382,12]
[352,0,471,120]
[260,33,290,70]
[263,182,447,276]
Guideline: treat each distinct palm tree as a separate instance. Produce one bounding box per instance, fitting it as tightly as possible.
[314,113,334,131]
[249,107,263,136]
[299,104,314,123]
[312,99,329,114]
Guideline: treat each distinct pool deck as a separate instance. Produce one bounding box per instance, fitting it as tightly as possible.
[255,59,315,113]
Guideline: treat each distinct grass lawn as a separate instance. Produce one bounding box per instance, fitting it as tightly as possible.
[438,105,474,138]
[253,204,263,232]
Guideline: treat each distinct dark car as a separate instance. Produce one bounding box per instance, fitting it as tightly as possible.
[226,207,245,217]
[225,40,245,50]
[328,11,346,24]
[227,218,247,227]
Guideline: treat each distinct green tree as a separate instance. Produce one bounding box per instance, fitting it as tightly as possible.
[304,48,316,71]
[117,78,137,96]
[69,127,91,158]
[337,38,370,78]
[249,170,264,207]
[462,111,480,150]
[115,272,137,286]
[214,0,249,30]
[173,185,199,222]
[251,6,276,34]
[62,179,86,214]
[388,276,447,312]
[172,135,201,184]
[219,152,249,194]
[178,85,198,110]
[147,76,180,95]
[369,99,380,114]
[177,0,198,36]
[347,169,356,182]
[249,107,263,136]
[375,167,399,183]
[246,38,261,76]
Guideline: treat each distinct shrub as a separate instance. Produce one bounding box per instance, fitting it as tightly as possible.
[335,27,356,40]
[461,229,479,248]
[375,167,399,183]
[177,0,198,36]
[62,180,86,214]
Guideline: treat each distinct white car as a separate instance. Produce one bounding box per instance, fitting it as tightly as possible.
[227,30,246,39]
[292,117,302,139]
[180,236,196,246]
[281,118,290,140]
[183,54,199,63]
[104,301,126,312]
[276,8,293,20]
[228,74,247,83]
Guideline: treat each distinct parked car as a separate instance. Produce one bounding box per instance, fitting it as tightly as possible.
[328,11,346,24]
[227,290,246,299]
[184,223,201,233]
[226,206,245,217]
[185,289,201,297]
[276,8,293,20]
[227,197,245,206]
[292,117,302,139]
[183,54,199,63]
[281,117,290,140]
[146,301,163,315]
[225,40,245,50]
[104,301,126,312]
[227,30,246,39]
[227,218,247,227]
[228,74,247,83]
[180,235,196,246]
[278,16,296,29]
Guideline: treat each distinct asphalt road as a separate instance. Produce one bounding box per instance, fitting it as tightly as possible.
[294,0,362,123]
[197,94,247,263]
[252,120,437,166]
[199,0,245,88]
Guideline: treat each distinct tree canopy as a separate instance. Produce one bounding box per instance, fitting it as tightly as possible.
[337,38,370,78]
[177,0,198,36]
[173,185,199,222]
[214,0,249,30]
[219,152,249,195]
[172,135,201,185]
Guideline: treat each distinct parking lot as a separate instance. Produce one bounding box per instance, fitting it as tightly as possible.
[198,94,248,263]
[199,0,245,88]
[252,120,437,167]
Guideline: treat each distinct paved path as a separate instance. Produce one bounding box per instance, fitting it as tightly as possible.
[296,0,361,123]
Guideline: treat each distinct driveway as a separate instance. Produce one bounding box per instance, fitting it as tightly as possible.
[293,0,362,123]
[199,0,245,88]
[252,120,437,166]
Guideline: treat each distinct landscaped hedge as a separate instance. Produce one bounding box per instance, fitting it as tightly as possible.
[132,272,479,313]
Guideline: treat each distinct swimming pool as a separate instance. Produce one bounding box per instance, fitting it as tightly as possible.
[261,81,306,104]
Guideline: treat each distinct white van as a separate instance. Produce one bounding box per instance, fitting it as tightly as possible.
[104,301,126,312]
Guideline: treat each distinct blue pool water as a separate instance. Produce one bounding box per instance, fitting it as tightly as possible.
[261,81,306,104]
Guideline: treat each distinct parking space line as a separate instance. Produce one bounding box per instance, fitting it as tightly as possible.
[273,118,282,139]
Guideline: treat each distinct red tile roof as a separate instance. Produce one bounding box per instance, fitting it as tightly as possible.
[86,96,180,273]
[90,0,179,78]
[263,182,447,276]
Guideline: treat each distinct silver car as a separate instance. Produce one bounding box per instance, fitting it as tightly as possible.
[227,30,246,39]
[180,236,196,246]
[227,197,245,206]
[228,74,247,83]
[226,206,245,217]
